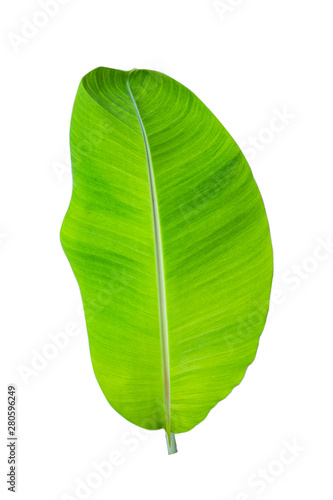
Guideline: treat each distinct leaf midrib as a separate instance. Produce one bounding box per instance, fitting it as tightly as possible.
[126,75,171,439]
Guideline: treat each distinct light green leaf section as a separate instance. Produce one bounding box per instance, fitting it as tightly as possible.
[61,67,273,445]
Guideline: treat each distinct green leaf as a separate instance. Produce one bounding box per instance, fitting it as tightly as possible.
[60,67,273,454]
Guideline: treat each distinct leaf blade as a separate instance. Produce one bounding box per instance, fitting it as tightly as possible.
[61,67,273,440]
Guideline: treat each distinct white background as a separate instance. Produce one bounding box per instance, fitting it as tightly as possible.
[1,0,333,499]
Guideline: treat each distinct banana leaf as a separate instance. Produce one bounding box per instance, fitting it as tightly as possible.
[60,67,273,454]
